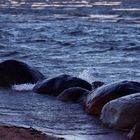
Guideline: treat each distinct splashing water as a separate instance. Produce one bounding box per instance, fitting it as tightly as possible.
[12,83,35,91]
[78,68,95,83]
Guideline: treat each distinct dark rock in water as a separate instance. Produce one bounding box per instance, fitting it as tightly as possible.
[100,93,140,130]
[127,122,140,140]
[57,87,90,103]
[0,60,45,88]
[84,81,140,115]
[92,81,104,90]
[33,74,71,96]
[33,74,92,96]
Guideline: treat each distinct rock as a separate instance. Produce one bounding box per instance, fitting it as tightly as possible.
[57,87,90,102]
[127,121,140,140]
[33,74,92,96]
[92,81,104,90]
[0,60,45,88]
[100,93,140,130]
[0,124,64,140]
[85,81,140,115]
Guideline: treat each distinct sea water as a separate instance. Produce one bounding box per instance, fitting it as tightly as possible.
[0,0,140,139]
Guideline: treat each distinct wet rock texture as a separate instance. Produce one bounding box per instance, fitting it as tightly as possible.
[100,93,140,130]
[0,124,64,140]
[127,122,140,140]
[0,60,45,88]
[57,87,89,102]
[91,81,104,90]
[33,74,92,96]
[85,81,140,115]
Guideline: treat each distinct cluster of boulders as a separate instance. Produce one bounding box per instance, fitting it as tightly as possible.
[0,59,140,140]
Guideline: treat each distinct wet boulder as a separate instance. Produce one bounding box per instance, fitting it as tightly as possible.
[92,81,104,90]
[33,74,92,96]
[57,87,90,103]
[0,124,64,140]
[85,81,140,115]
[127,121,140,140]
[0,60,45,88]
[100,93,140,130]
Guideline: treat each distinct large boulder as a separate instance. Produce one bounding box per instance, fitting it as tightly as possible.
[57,87,90,103]
[84,81,140,115]
[91,81,104,90]
[127,121,140,140]
[100,93,140,130]
[0,60,45,88]
[33,74,92,96]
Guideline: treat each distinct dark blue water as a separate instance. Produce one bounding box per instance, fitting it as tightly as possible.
[0,0,140,139]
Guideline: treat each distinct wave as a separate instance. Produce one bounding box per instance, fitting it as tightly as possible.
[122,46,140,51]
[12,83,35,91]
[78,68,95,83]
[0,51,19,57]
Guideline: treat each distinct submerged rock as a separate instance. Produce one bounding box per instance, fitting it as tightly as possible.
[57,87,89,102]
[85,81,140,115]
[100,93,140,130]
[127,121,140,140]
[0,60,45,88]
[33,74,92,96]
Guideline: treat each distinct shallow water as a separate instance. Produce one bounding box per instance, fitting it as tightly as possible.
[0,87,127,140]
[0,0,140,139]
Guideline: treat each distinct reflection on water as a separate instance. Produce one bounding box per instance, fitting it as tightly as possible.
[0,0,139,23]
[93,1,122,6]
[31,3,93,9]
[113,8,140,11]
[8,0,26,7]
[89,14,119,19]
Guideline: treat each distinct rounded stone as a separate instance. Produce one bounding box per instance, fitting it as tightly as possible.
[33,74,92,96]
[0,60,45,88]
[91,81,104,90]
[57,87,89,102]
[100,93,140,130]
[85,81,140,115]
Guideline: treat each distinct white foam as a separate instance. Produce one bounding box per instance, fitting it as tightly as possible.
[12,83,35,91]
[78,68,94,83]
